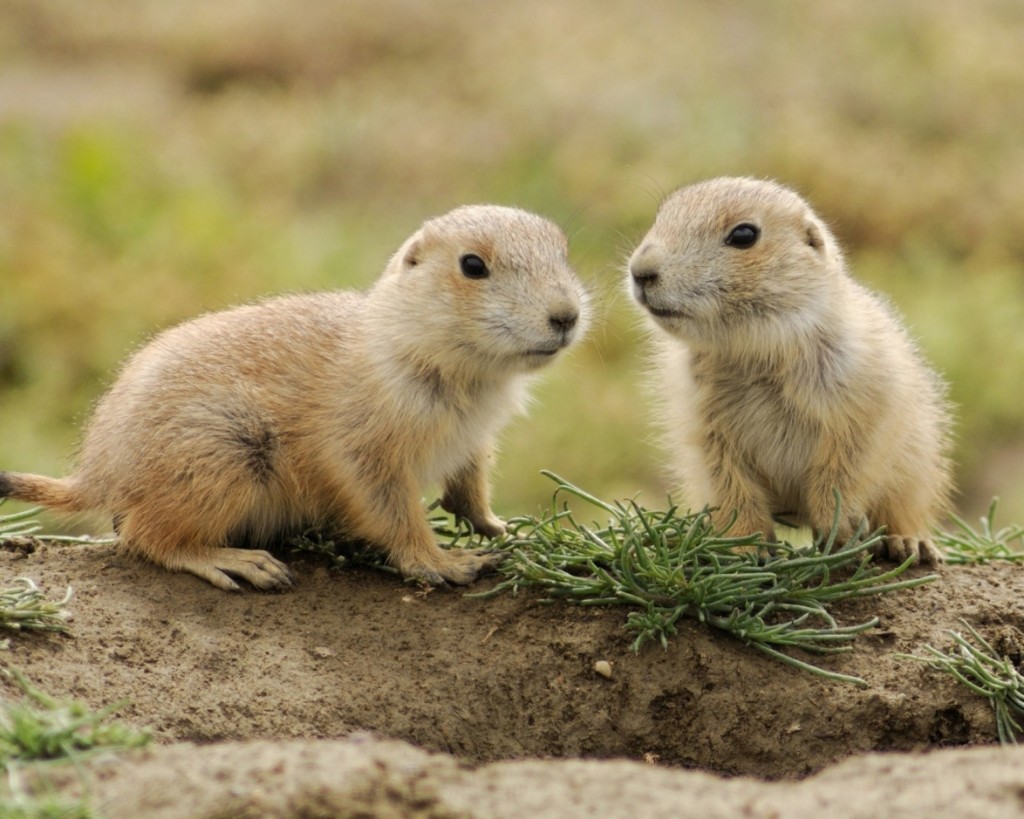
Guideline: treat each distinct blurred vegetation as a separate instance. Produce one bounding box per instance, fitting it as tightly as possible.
[0,0,1022,532]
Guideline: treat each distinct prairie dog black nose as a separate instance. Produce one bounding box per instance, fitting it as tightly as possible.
[630,265,660,286]
[549,311,579,334]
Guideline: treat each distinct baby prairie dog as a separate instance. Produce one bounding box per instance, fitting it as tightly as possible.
[628,177,953,563]
[1,205,586,591]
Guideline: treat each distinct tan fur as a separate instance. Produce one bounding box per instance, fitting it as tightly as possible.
[1,205,587,590]
[628,177,953,563]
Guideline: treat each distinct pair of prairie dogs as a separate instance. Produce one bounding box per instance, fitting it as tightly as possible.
[1,178,953,590]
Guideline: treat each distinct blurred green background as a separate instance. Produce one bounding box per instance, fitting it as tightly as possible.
[1,0,1023,533]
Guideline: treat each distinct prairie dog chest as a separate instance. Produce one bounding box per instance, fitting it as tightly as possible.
[414,379,524,488]
[692,355,818,489]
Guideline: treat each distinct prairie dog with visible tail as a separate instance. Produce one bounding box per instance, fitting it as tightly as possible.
[629,177,952,563]
[2,205,587,590]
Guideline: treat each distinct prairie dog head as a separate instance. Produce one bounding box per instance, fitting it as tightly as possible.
[629,177,843,346]
[374,205,587,375]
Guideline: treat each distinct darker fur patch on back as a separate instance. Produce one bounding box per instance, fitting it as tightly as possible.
[0,471,12,498]
[235,423,278,482]
[216,406,280,484]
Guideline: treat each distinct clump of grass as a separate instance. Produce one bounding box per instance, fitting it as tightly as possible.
[0,669,150,769]
[288,529,395,574]
[474,472,938,687]
[936,498,1024,565]
[0,503,43,542]
[0,791,98,819]
[0,502,100,641]
[288,504,490,576]
[899,621,1024,744]
[0,670,148,818]
[0,501,116,548]
[0,580,72,637]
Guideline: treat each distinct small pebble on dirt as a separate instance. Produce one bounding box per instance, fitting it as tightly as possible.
[593,660,613,679]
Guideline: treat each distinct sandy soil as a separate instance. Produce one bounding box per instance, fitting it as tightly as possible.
[3,537,1024,817]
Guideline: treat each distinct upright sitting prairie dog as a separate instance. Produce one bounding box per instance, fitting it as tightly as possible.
[1,205,587,590]
[628,177,953,563]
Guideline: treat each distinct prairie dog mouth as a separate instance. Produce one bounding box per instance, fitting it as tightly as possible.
[522,331,576,358]
[524,345,562,357]
[633,285,684,320]
[646,305,687,320]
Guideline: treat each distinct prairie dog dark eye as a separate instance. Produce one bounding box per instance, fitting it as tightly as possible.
[459,254,490,279]
[725,223,760,249]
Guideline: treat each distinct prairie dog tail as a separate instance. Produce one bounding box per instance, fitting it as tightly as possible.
[0,471,86,513]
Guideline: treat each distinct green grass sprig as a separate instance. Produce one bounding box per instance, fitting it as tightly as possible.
[289,504,491,577]
[0,500,116,548]
[0,669,150,769]
[0,671,149,818]
[288,529,396,573]
[0,581,72,637]
[0,789,98,819]
[899,621,1024,744]
[936,498,1024,565]
[474,472,938,686]
[0,503,43,541]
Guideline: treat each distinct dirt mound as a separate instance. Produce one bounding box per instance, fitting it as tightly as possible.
[3,539,1023,814]
[37,736,1024,819]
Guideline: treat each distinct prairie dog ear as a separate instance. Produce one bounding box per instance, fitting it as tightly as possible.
[401,234,424,269]
[383,232,425,276]
[805,219,826,252]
